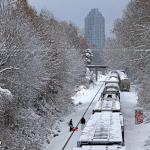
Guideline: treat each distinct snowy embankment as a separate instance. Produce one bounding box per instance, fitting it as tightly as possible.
[44,74,106,150]
[121,85,150,150]
[72,74,106,105]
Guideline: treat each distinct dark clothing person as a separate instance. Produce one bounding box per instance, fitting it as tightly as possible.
[80,117,86,124]
[69,119,74,131]
[80,117,86,130]
[69,119,73,126]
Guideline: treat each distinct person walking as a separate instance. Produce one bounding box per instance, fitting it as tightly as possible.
[80,117,86,130]
[69,119,74,132]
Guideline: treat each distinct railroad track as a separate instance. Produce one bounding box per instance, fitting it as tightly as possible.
[61,79,107,150]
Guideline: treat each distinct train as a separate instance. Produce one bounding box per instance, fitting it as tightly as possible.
[117,71,130,91]
[72,71,128,150]
[92,93,120,113]
[109,70,130,91]
[77,112,124,147]
[101,77,120,99]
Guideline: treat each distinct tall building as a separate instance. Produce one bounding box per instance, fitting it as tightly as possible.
[85,8,105,49]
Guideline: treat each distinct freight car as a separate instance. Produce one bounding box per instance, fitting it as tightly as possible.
[93,93,120,113]
[77,111,124,147]
[118,72,130,91]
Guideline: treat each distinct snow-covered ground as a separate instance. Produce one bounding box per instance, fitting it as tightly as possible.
[72,74,106,105]
[44,75,106,150]
[121,86,150,150]
[45,76,150,150]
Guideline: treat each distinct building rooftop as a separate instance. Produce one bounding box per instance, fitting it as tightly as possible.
[87,8,103,18]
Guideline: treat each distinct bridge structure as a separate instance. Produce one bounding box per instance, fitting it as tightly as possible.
[86,65,108,81]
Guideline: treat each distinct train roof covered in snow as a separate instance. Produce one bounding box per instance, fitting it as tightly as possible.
[77,111,124,147]
[102,93,119,99]
[109,73,118,79]
[102,90,120,95]
[107,77,119,82]
[73,145,126,150]
[104,82,119,92]
[117,71,128,80]
[104,87,119,92]
[93,94,120,113]
[107,76,119,82]
[105,83,119,89]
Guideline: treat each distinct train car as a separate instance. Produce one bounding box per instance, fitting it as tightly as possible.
[104,82,119,92]
[101,90,120,100]
[73,145,126,150]
[109,73,118,80]
[102,81,120,99]
[108,71,119,79]
[118,72,130,91]
[108,76,119,82]
[93,93,120,113]
[77,111,124,147]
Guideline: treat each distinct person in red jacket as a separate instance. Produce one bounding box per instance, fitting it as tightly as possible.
[68,119,78,132]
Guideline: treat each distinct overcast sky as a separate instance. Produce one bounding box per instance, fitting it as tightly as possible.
[28,0,130,37]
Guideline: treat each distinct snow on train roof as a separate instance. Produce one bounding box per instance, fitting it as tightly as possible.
[118,72,128,80]
[106,76,119,82]
[94,97,120,112]
[108,72,118,76]
[102,93,118,99]
[78,112,122,144]
[120,75,128,80]
[105,88,119,92]
[102,90,119,95]
[105,83,119,88]
[110,74,118,78]
[73,145,126,150]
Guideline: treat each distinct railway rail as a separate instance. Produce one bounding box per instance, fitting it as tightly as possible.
[61,79,107,150]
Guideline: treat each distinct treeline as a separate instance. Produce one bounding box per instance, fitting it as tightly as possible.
[110,0,150,108]
[0,0,87,149]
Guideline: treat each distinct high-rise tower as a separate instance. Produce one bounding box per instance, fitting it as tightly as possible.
[85,8,105,49]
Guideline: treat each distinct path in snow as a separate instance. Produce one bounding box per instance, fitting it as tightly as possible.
[45,75,106,150]
[121,86,150,150]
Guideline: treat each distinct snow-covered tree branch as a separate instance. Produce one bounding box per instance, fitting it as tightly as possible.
[0,0,86,149]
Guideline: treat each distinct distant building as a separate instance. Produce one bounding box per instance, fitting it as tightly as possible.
[85,8,105,49]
